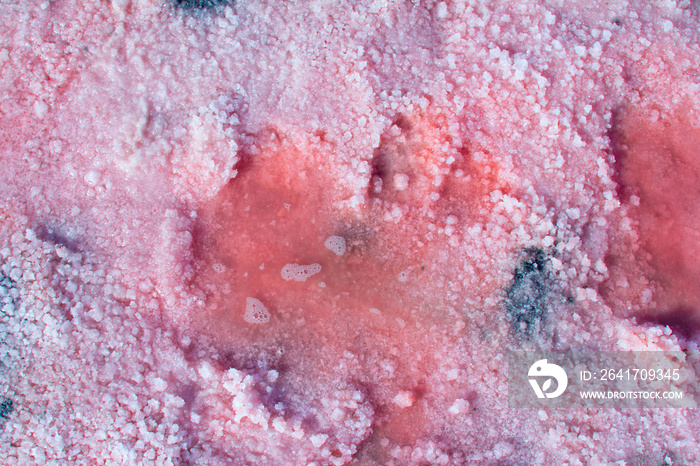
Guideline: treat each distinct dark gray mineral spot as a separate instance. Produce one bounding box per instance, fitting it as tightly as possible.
[0,398,13,420]
[505,248,549,339]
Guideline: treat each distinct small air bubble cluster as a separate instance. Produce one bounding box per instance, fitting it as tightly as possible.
[244,297,270,324]
[212,263,226,273]
[324,235,346,256]
[281,263,322,282]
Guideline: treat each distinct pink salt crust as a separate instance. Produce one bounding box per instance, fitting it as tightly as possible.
[1,0,699,464]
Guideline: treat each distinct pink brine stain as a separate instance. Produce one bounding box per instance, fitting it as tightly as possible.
[186,116,505,447]
[614,104,700,330]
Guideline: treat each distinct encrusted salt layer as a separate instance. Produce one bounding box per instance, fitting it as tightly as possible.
[324,235,347,256]
[281,263,322,282]
[1,0,699,465]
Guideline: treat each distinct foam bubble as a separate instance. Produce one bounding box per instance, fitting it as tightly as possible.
[244,297,270,324]
[324,235,346,256]
[281,263,322,282]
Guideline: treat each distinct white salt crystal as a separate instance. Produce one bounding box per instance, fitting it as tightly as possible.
[393,390,414,408]
[448,398,469,415]
[85,170,100,187]
[544,11,556,25]
[436,2,448,19]
[393,173,409,191]
[151,377,167,392]
[566,208,580,220]
[310,433,328,448]
[33,100,48,119]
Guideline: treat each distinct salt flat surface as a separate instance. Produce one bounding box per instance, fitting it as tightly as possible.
[0,0,699,464]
